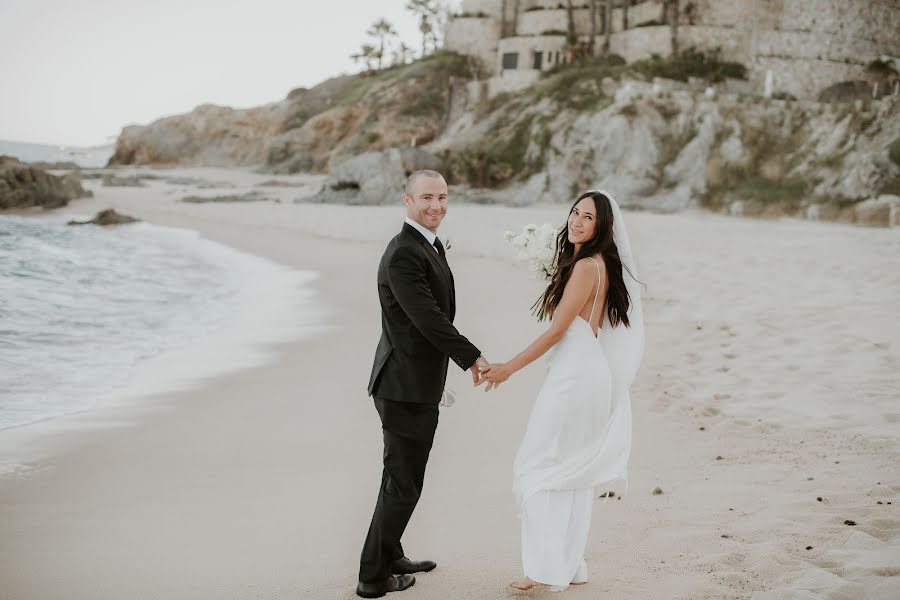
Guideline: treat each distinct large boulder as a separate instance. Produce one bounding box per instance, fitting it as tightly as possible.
[0,156,92,210]
[307,148,445,205]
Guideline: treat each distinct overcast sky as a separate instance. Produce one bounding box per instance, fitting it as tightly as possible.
[0,0,457,146]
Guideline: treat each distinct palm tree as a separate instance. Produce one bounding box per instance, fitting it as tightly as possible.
[512,0,520,36]
[367,18,398,71]
[603,0,613,54]
[392,42,413,66]
[664,0,680,56]
[351,44,378,72]
[588,0,597,55]
[406,0,437,57]
[565,0,576,46]
[623,0,629,29]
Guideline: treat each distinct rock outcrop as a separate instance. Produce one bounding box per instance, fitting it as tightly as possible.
[67,209,139,226]
[108,103,290,167]
[439,76,900,217]
[307,147,446,205]
[108,52,471,174]
[0,156,92,210]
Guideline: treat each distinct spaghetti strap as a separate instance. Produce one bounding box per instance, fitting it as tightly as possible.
[586,256,602,327]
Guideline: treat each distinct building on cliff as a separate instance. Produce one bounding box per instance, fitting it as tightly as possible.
[444,0,900,100]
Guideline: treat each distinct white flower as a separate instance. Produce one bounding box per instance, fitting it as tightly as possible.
[537,246,555,265]
[511,235,528,250]
[504,222,557,281]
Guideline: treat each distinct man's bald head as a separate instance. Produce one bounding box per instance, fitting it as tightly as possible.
[405,170,445,195]
[403,170,448,233]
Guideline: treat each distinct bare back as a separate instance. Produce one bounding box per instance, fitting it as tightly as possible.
[577,256,608,337]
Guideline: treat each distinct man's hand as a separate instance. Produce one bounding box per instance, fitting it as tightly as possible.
[470,356,490,386]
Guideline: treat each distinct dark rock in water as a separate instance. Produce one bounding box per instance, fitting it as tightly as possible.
[28,160,81,171]
[0,155,92,210]
[181,192,273,203]
[721,534,730,538]
[256,179,304,188]
[102,174,146,187]
[843,519,856,526]
[817,497,823,502]
[68,209,139,226]
[652,486,664,495]
[806,546,813,550]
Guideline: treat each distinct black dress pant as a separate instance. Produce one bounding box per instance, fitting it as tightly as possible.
[359,398,439,583]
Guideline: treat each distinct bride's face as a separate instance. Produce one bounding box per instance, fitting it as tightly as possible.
[567,197,597,246]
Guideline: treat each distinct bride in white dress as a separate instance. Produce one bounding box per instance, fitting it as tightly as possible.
[482,190,644,592]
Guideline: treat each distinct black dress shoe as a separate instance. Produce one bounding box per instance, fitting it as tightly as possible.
[356,574,415,598]
[390,556,437,574]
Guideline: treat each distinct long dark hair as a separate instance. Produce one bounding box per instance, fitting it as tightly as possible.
[532,191,633,327]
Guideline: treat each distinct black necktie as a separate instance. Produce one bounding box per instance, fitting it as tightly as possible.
[434,237,445,258]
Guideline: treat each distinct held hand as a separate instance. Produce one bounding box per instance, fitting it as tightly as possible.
[470,356,490,386]
[482,362,513,392]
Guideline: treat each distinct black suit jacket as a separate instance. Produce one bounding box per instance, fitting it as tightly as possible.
[367,222,481,404]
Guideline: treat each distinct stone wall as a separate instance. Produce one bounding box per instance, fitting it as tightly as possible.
[445,16,501,74]
[449,0,900,96]
[629,0,665,27]
[610,26,671,63]
[751,58,867,100]
[459,0,503,19]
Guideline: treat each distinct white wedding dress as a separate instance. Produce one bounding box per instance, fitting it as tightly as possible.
[512,193,644,591]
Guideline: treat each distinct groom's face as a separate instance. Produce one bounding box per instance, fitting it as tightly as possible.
[404,176,448,233]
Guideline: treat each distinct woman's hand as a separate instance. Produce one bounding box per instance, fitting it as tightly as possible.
[481,362,513,392]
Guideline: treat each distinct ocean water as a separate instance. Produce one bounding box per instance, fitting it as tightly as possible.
[0,139,113,168]
[0,214,278,430]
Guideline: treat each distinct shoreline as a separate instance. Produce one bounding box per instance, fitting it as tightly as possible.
[1,167,897,600]
[0,216,326,478]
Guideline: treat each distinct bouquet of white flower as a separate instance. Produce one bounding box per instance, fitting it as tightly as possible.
[504,223,559,280]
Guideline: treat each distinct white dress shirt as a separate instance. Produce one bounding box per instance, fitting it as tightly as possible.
[403,218,455,406]
[404,217,439,253]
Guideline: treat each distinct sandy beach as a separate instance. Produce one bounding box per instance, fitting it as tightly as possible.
[1,167,898,600]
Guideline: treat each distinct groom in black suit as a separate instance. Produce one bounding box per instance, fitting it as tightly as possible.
[357,170,488,598]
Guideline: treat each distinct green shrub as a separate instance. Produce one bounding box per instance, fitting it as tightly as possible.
[889,137,900,167]
[732,177,809,208]
[879,174,900,196]
[449,115,538,187]
[631,47,747,83]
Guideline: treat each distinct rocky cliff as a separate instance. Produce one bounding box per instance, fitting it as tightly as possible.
[109,52,474,174]
[108,51,900,222]
[437,69,900,220]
